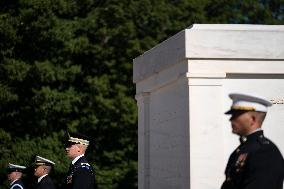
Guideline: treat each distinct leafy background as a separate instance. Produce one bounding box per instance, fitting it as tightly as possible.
[0,0,283,188]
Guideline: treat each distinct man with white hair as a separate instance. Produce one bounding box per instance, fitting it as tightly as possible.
[64,132,96,189]
[221,93,284,189]
[33,155,56,189]
[7,163,26,189]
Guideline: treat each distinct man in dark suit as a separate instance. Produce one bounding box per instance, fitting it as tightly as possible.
[221,93,284,189]
[33,155,56,189]
[64,132,96,189]
[7,163,26,189]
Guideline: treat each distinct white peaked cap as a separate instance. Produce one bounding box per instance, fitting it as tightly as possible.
[8,163,26,170]
[225,93,272,114]
[35,155,55,166]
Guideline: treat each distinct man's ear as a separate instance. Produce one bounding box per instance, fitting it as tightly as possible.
[250,113,257,125]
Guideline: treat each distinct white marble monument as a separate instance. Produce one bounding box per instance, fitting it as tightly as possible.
[133,24,284,189]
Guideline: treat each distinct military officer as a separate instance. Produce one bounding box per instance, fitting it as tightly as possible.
[221,93,284,189]
[33,155,56,189]
[64,132,96,189]
[7,163,26,189]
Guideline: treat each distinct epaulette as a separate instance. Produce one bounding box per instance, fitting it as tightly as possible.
[257,135,270,145]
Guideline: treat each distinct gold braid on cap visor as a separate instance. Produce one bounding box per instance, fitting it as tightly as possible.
[69,137,89,145]
[231,105,256,111]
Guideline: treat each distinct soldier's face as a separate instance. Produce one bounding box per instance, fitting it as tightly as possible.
[65,144,80,159]
[7,172,19,182]
[7,172,15,181]
[34,165,45,177]
[230,111,252,136]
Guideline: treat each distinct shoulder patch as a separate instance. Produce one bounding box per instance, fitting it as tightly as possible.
[81,163,90,166]
[80,163,91,170]
[257,135,270,145]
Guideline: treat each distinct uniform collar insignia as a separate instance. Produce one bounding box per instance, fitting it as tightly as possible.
[239,136,247,144]
[240,130,264,144]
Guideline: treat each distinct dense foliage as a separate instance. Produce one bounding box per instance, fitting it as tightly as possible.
[0,0,283,188]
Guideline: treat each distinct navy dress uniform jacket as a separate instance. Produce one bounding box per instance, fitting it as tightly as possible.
[35,175,56,189]
[221,130,284,189]
[65,156,96,189]
[10,180,25,189]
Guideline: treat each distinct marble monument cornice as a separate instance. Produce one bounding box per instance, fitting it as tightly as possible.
[133,24,284,83]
